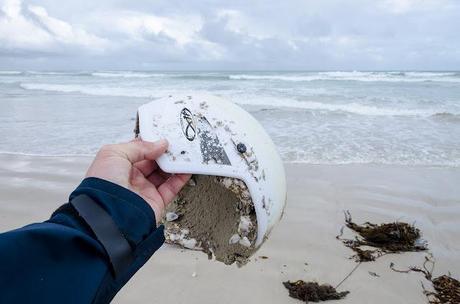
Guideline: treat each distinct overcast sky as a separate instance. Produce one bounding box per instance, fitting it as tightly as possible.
[0,0,459,70]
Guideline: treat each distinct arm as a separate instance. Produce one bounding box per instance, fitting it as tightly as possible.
[0,140,190,304]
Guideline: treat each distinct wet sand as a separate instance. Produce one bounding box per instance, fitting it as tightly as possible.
[0,153,459,303]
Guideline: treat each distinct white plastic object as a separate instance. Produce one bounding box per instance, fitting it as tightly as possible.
[137,94,287,247]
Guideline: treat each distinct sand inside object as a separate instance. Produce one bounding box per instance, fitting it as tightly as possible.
[163,175,258,266]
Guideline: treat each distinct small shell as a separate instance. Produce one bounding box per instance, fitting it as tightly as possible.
[192,272,197,277]
[167,233,180,242]
[188,178,197,187]
[166,212,179,222]
[238,216,252,234]
[239,237,251,247]
[229,234,241,244]
[181,238,197,249]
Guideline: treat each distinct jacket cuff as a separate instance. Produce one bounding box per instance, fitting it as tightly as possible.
[69,177,159,247]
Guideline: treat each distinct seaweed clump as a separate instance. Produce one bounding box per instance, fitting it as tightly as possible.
[283,280,349,303]
[337,211,427,262]
[431,275,460,304]
[391,256,460,304]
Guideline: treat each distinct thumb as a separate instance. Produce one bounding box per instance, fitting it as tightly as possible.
[115,139,168,164]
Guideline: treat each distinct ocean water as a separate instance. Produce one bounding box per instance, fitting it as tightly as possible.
[1,70,459,166]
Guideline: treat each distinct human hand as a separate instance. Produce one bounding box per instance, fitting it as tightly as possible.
[85,139,191,224]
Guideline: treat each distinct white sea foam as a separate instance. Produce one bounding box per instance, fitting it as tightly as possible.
[229,74,319,82]
[19,82,451,117]
[229,71,460,83]
[279,101,436,116]
[234,96,445,117]
[19,83,164,98]
[26,71,84,76]
[6,70,459,82]
[0,71,22,75]
[91,72,163,78]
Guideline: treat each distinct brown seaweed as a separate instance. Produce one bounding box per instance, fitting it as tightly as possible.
[390,256,460,304]
[283,280,349,303]
[430,275,460,304]
[337,211,427,262]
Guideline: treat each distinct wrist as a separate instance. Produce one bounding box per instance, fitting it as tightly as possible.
[69,177,158,247]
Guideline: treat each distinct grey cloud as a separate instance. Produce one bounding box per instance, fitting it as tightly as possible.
[0,0,459,70]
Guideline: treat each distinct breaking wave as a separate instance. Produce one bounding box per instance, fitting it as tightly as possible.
[19,83,163,98]
[229,71,460,83]
[3,70,460,83]
[19,82,457,117]
[91,72,162,78]
[0,71,23,75]
[238,97,448,117]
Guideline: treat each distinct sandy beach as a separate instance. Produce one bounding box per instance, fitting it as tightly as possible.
[2,0,460,301]
[1,153,459,303]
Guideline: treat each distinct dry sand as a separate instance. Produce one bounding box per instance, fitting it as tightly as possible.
[0,153,459,304]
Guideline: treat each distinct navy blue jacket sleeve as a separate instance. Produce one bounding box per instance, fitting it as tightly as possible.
[0,177,165,304]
